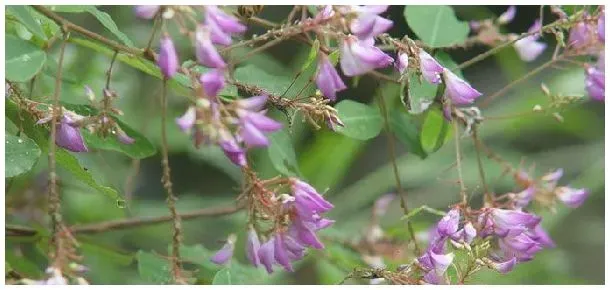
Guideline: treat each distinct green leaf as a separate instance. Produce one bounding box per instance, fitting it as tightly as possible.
[212,268,233,285]
[47,5,134,47]
[136,251,173,284]
[267,129,300,176]
[316,259,348,285]
[420,108,453,154]
[7,6,47,40]
[62,103,157,159]
[5,34,47,82]
[404,5,470,47]
[301,39,320,71]
[5,101,120,202]
[389,109,427,159]
[5,134,41,178]
[335,100,382,140]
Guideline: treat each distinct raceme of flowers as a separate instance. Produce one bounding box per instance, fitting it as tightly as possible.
[210,176,335,274]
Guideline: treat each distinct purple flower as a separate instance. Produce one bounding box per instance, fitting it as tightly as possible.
[527,224,555,248]
[195,25,227,69]
[340,36,393,76]
[291,178,334,219]
[200,69,225,98]
[315,54,347,101]
[568,21,595,50]
[417,248,454,282]
[556,186,589,208]
[513,20,547,62]
[237,111,283,148]
[258,237,276,273]
[210,236,235,265]
[373,193,396,217]
[315,5,335,21]
[246,226,261,267]
[236,95,268,111]
[443,68,483,105]
[395,52,409,75]
[350,12,393,42]
[218,129,247,167]
[436,208,460,237]
[585,65,605,101]
[289,220,324,249]
[498,6,516,24]
[541,168,563,189]
[54,115,88,153]
[498,232,543,262]
[283,234,306,261]
[273,233,294,272]
[176,106,196,133]
[116,127,135,145]
[489,208,541,237]
[134,5,159,19]
[514,186,536,208]
[418,50,444,84]
[462,222,477,244]
[204,6,247,46]
[490,257,517,274]
[158,36,179,79]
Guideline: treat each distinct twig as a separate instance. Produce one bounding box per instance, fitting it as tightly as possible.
[472,126,492,205]
[105,50,119,89]
[453,120,467,205]
[6,204,243,236]
[48,30,69,268]
[376,91,420,254]
[160,79,185,283]
[479,56,560,108]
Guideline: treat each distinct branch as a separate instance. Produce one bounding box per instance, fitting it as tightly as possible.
[6,204,243,237]
[31,5,144,58]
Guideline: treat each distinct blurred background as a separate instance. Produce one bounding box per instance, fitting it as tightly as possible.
[5,5,604,284]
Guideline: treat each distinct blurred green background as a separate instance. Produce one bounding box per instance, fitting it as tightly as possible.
[5,5,604,284]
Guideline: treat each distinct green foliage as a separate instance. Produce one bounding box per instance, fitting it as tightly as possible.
[267,129,300,177]
[7,6,47,40]
[389,109,427,159]
[5,134,41,178]
[5,34,47,82]
[404,5,470,47]
[420,108,452,154]
[47,5,135,47]
[136,251,173,284]
[334,100,383,140]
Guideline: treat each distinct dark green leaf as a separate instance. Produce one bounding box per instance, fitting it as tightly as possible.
[136,251,172,284]
[267,129,300,176]
[5,134,41,178]
[5,34,47,82]
[420,108,453,154]
[301,39,320,71]
[62,103,157,159]
[335,100,382,140]
[7,6,47,40]
[389,109,427,159]
[404,6,470,47]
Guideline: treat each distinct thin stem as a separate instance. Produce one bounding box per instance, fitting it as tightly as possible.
[6,204,243,236]
[48,31,69,268]
[453,120,467,205]
[479,57,560,108]
[376,93,420,254]
[472,126,492,205]
[160,79,184,284]
[105,50,119,89]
